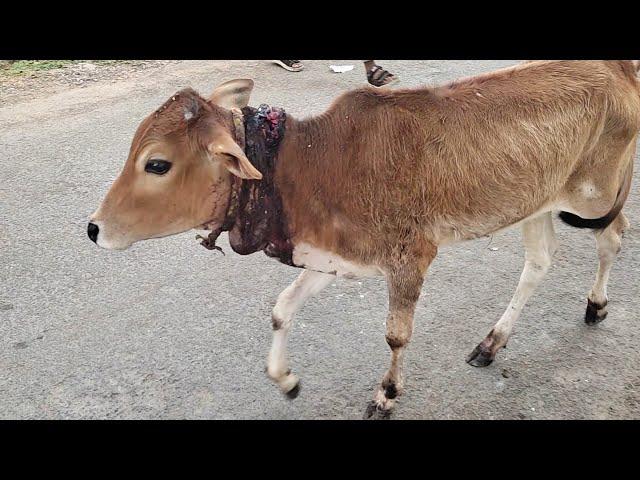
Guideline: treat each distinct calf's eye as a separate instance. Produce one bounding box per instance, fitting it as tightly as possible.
[145,159,172,175]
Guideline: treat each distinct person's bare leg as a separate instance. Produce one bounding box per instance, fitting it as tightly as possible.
[364,60,376,72]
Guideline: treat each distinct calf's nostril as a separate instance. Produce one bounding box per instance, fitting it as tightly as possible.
[87,222,99,243]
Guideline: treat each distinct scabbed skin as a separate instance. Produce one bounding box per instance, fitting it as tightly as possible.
[200,104,297,267]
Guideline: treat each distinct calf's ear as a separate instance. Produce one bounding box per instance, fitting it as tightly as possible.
[209,79,254,110]
[208,133,263,180]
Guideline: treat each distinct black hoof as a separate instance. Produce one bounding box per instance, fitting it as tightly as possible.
[585,299,608,325]
[466,344,494,367]
[363,401,392,420]
[285,382,301,400]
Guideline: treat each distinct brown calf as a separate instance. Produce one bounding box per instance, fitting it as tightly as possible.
[89,61,640,418]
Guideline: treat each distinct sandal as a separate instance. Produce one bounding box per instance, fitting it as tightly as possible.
[273,60,304,72]
[367,65,399,88]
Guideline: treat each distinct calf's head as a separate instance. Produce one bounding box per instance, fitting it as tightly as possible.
[88,79,262,250]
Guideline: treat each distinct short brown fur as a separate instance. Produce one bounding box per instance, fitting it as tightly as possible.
[276,61,639,269]
[91,61,640,416]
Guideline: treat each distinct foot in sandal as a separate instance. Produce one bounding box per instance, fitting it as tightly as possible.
[364,61,399,87]
[273,60,304,72]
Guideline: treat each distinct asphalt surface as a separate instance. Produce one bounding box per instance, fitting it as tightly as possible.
[1,60,639,419]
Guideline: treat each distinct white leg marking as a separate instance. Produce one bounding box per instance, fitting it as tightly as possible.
[267,270,334,393]
[588,221,623,308]
[492,212,558,343]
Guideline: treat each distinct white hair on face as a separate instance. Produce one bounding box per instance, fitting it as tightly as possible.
[183,97,200,122]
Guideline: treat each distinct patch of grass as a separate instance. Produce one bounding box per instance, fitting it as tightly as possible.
[2,60,77,75]
[0,60,137,77]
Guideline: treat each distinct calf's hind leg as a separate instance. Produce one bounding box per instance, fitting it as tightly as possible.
[268,270,334,398]
[467,212,558,367]
[586,212,629,324]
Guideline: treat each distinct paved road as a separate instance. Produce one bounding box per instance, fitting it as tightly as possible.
[1,60,639,419]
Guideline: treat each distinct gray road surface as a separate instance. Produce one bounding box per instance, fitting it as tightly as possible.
[1,60,639,419]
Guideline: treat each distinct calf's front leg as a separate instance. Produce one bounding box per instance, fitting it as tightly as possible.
[365,245,436,419]
[267,269,334,398]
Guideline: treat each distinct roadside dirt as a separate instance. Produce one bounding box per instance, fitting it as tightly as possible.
[0,61,180,106]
